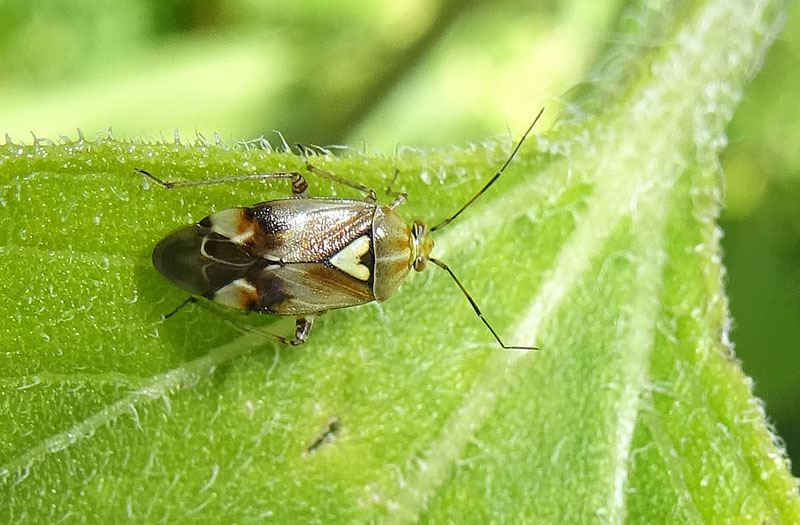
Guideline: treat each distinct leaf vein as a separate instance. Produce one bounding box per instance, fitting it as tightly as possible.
[0,332,265,484]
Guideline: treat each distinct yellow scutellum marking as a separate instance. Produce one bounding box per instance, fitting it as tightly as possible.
[330,235,371,281]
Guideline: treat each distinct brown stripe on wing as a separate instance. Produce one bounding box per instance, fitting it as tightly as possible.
[246,199,376,262]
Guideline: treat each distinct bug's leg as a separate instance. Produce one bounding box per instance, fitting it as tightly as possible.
[134,168,309,196]
[229,315,316,346]
[163,296,198,319]
[385,169,408,209]
[238,324,299,346]
[289,315,315,346]
[389,192,407,209]
[385,168,401,196]
[227,323,299,346]
[162,296,305,346]
[219,314,315,346]
[304,163,377,203]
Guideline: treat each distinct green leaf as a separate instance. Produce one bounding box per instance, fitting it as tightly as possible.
[2,0,798,523]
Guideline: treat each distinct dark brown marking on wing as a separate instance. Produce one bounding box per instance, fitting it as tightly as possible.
[243,265,291,312]
[212,277,261,310]
[242,283,258,311]
[245,203,292,255]
[359,238,375,288]
[247,203,288,235]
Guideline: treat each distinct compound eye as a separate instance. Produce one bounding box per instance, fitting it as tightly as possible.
[412,220,426,239]
[413,255,427,272]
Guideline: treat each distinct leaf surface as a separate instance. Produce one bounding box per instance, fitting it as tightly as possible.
[1,0,799,522]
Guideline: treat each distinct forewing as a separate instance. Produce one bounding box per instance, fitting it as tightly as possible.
[221,263,374,315]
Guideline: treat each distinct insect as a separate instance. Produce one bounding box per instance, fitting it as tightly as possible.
[138,108,543,348]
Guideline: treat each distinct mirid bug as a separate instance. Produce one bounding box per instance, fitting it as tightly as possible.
[139,109,543,349]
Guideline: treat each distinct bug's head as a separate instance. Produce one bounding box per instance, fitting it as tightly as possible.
[410,219,434,272]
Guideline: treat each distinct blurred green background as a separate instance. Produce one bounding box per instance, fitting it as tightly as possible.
[1,0,798,476]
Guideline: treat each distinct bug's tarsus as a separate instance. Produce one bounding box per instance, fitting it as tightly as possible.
[294,142,310,159]
[290,315,315,346]
[163,296,197,319]
[385,169,401,196]
[135,168,175,189]
[429,258,538,351]
[431,107,545,232]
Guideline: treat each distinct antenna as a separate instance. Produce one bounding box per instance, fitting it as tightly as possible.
[427,110,545,351]
[431,107,544,232]
[429,258,538,351]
